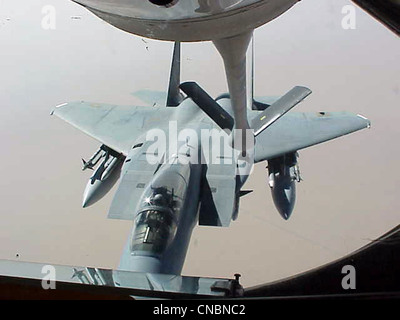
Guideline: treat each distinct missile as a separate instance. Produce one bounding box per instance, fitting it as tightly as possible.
[82,155,123,208]
[81,147,105,171]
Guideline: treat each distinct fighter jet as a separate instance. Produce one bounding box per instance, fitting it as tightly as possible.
[52,42,370,275]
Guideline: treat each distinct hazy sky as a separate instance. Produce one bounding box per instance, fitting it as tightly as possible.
[0,0,399,288]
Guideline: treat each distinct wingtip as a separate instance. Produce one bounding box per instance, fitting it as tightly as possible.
[295,86,312,95]
[357,114,371,129]
[51,102,69,116]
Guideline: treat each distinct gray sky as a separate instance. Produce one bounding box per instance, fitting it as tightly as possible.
[0,0,399,288]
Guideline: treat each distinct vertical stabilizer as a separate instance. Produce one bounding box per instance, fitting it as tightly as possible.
[166,41,183,107]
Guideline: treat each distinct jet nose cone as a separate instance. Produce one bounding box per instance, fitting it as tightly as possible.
[82,196,91,208]
[278,209,292,221]
[276,192,295,220]
[271,177,296,220]
[82,200,87,208]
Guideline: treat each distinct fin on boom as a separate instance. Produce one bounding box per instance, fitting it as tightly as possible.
[180,81,234,131]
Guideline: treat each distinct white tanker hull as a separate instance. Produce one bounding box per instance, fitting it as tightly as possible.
[72,0,298,41]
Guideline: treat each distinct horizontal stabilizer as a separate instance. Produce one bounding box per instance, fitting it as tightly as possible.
[251,86,312,136]
[167,42,183,107]
[131,90,167,107]
[180,82,234,131]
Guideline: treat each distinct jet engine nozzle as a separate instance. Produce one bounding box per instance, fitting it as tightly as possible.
[81,146,105,171]
[148,0,178,7]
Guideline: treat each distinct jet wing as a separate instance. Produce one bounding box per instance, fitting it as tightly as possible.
[254,111,371,162]
[51,101,169,155]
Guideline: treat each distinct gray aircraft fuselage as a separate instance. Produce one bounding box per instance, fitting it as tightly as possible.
[118,159,202,275]
[118,98,247,275]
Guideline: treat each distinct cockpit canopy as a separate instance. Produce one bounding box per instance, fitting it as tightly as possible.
[139,166,187,214]
[131,209,176,254]
[131,164,190,256]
